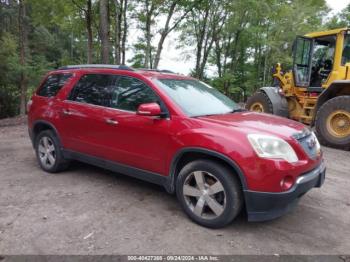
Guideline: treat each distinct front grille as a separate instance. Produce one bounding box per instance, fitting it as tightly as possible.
[293,129,319,159]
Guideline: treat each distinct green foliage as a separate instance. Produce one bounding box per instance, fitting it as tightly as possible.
[0,33,20,118]
[202,0,330,99]
[0,0,101,118]
[1,0,350,118]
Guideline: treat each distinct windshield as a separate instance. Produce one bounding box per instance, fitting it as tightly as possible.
[155,79,240,117]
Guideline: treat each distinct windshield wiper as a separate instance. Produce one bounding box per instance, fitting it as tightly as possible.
[192,113,218,118]
[192,109,246,118]
[231,108,246,113]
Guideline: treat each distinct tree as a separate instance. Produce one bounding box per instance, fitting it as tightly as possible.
[100,0,110,63]
[153,0,200,69]
[143,0,159,68]
[18,0,28,115]
[114,0,128,65]
[207,0,328,98]
[86,0,93,63]
[153,0,178,69]
[0,0,336,118]
[180,0,227,79]
[71,0,94,63]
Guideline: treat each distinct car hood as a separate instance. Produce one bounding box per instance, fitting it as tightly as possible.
[196,111,306,138]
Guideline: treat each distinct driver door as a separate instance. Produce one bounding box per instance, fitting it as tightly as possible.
[101,75,171,175]
[293,36,313,87]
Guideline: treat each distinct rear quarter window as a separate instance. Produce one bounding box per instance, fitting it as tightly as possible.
[37,73,72,97]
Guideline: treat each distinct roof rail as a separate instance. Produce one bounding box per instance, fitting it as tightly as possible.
[136,68,175,74]
[58,64,134,71]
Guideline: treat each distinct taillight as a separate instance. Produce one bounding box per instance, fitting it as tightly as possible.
[27,99,33,112]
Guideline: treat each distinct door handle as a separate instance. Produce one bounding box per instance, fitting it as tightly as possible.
[106,118,118,125]
[62,109,72,116]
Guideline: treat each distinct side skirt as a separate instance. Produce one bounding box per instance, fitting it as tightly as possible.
[62,149,171,191]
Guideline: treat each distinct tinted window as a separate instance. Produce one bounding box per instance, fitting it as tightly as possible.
[156,79,239,117]
[69,74,118,107]
[111,76,159,111]
[342,34,350,65]
[37,74,72,97]
[293,37,312,86]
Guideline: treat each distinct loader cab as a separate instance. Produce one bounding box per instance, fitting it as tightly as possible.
[247,28,350,150]
[293,35,336,89]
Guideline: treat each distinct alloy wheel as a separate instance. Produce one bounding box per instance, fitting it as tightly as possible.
[38,136,56,169]
[182,171,226,220]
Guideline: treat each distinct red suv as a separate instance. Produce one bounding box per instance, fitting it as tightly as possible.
[27,64,326,228]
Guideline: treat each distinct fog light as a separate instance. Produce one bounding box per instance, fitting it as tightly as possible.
[280,176,294,190]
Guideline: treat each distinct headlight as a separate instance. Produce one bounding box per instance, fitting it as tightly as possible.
[311,131,321,154]
[247,134,298,163]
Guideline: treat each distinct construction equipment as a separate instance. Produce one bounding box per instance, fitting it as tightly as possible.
[246,28,350,150]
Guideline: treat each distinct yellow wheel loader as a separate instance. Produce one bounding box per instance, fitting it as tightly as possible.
[246,28,350,150]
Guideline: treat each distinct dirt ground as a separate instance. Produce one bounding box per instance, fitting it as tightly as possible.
[0,117,349,255]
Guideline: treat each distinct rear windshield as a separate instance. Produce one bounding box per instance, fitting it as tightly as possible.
[37,73,72,97]
[155,79,239,117]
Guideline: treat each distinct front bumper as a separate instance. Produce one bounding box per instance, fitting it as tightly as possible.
[244,161,326,222]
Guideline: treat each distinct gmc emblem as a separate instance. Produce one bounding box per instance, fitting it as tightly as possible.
[307,137,316,149]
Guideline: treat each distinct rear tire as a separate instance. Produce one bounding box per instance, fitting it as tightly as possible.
[315,96,350,150]
[35,130,70,173]
[176,160,243,228]
[246,91,273,114]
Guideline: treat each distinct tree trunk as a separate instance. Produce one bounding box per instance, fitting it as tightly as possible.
[199,37,214,79]
[229,30,241,73]
[114,0,121,64]
[153,0,200,69]
[214,37,222,78]
[86,0,93,64]
[262,25,269,86]
[195,31,203,78]
[144,0,155,68]
[121,0,127,64]
[256,44,262,85]
[100,0,109,64]
[144,22,151,68]
[195,7,209,79]
[18,0,28,116]
[153,1,177,69]
[223,35,231,75]
[153,33,166,69]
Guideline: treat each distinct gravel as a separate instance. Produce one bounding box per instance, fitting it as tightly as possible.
[0,120,349,255]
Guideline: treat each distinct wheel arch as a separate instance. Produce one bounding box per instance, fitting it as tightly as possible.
[315,81,350,111]
[31,120,61,147]
[166,147,247,194]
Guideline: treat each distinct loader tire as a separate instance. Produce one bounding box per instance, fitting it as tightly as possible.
[246,91,273,114]
[315,96,350,150]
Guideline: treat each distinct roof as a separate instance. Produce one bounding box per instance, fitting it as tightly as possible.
[55,64,191,80]
[58,64,134,71]
[305,27,348,38]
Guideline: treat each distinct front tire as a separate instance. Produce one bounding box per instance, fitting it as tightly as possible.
[315,96,350,150]
[246,91,273,114]
[176,160,243,228]
[35,130,70,173]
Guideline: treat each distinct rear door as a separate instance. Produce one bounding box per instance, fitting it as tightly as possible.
[101,76,171,174]
[293,36,313,87]
[30,73,73,142]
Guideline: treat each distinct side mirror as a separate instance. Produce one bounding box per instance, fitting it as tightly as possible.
[137,102,162,117]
